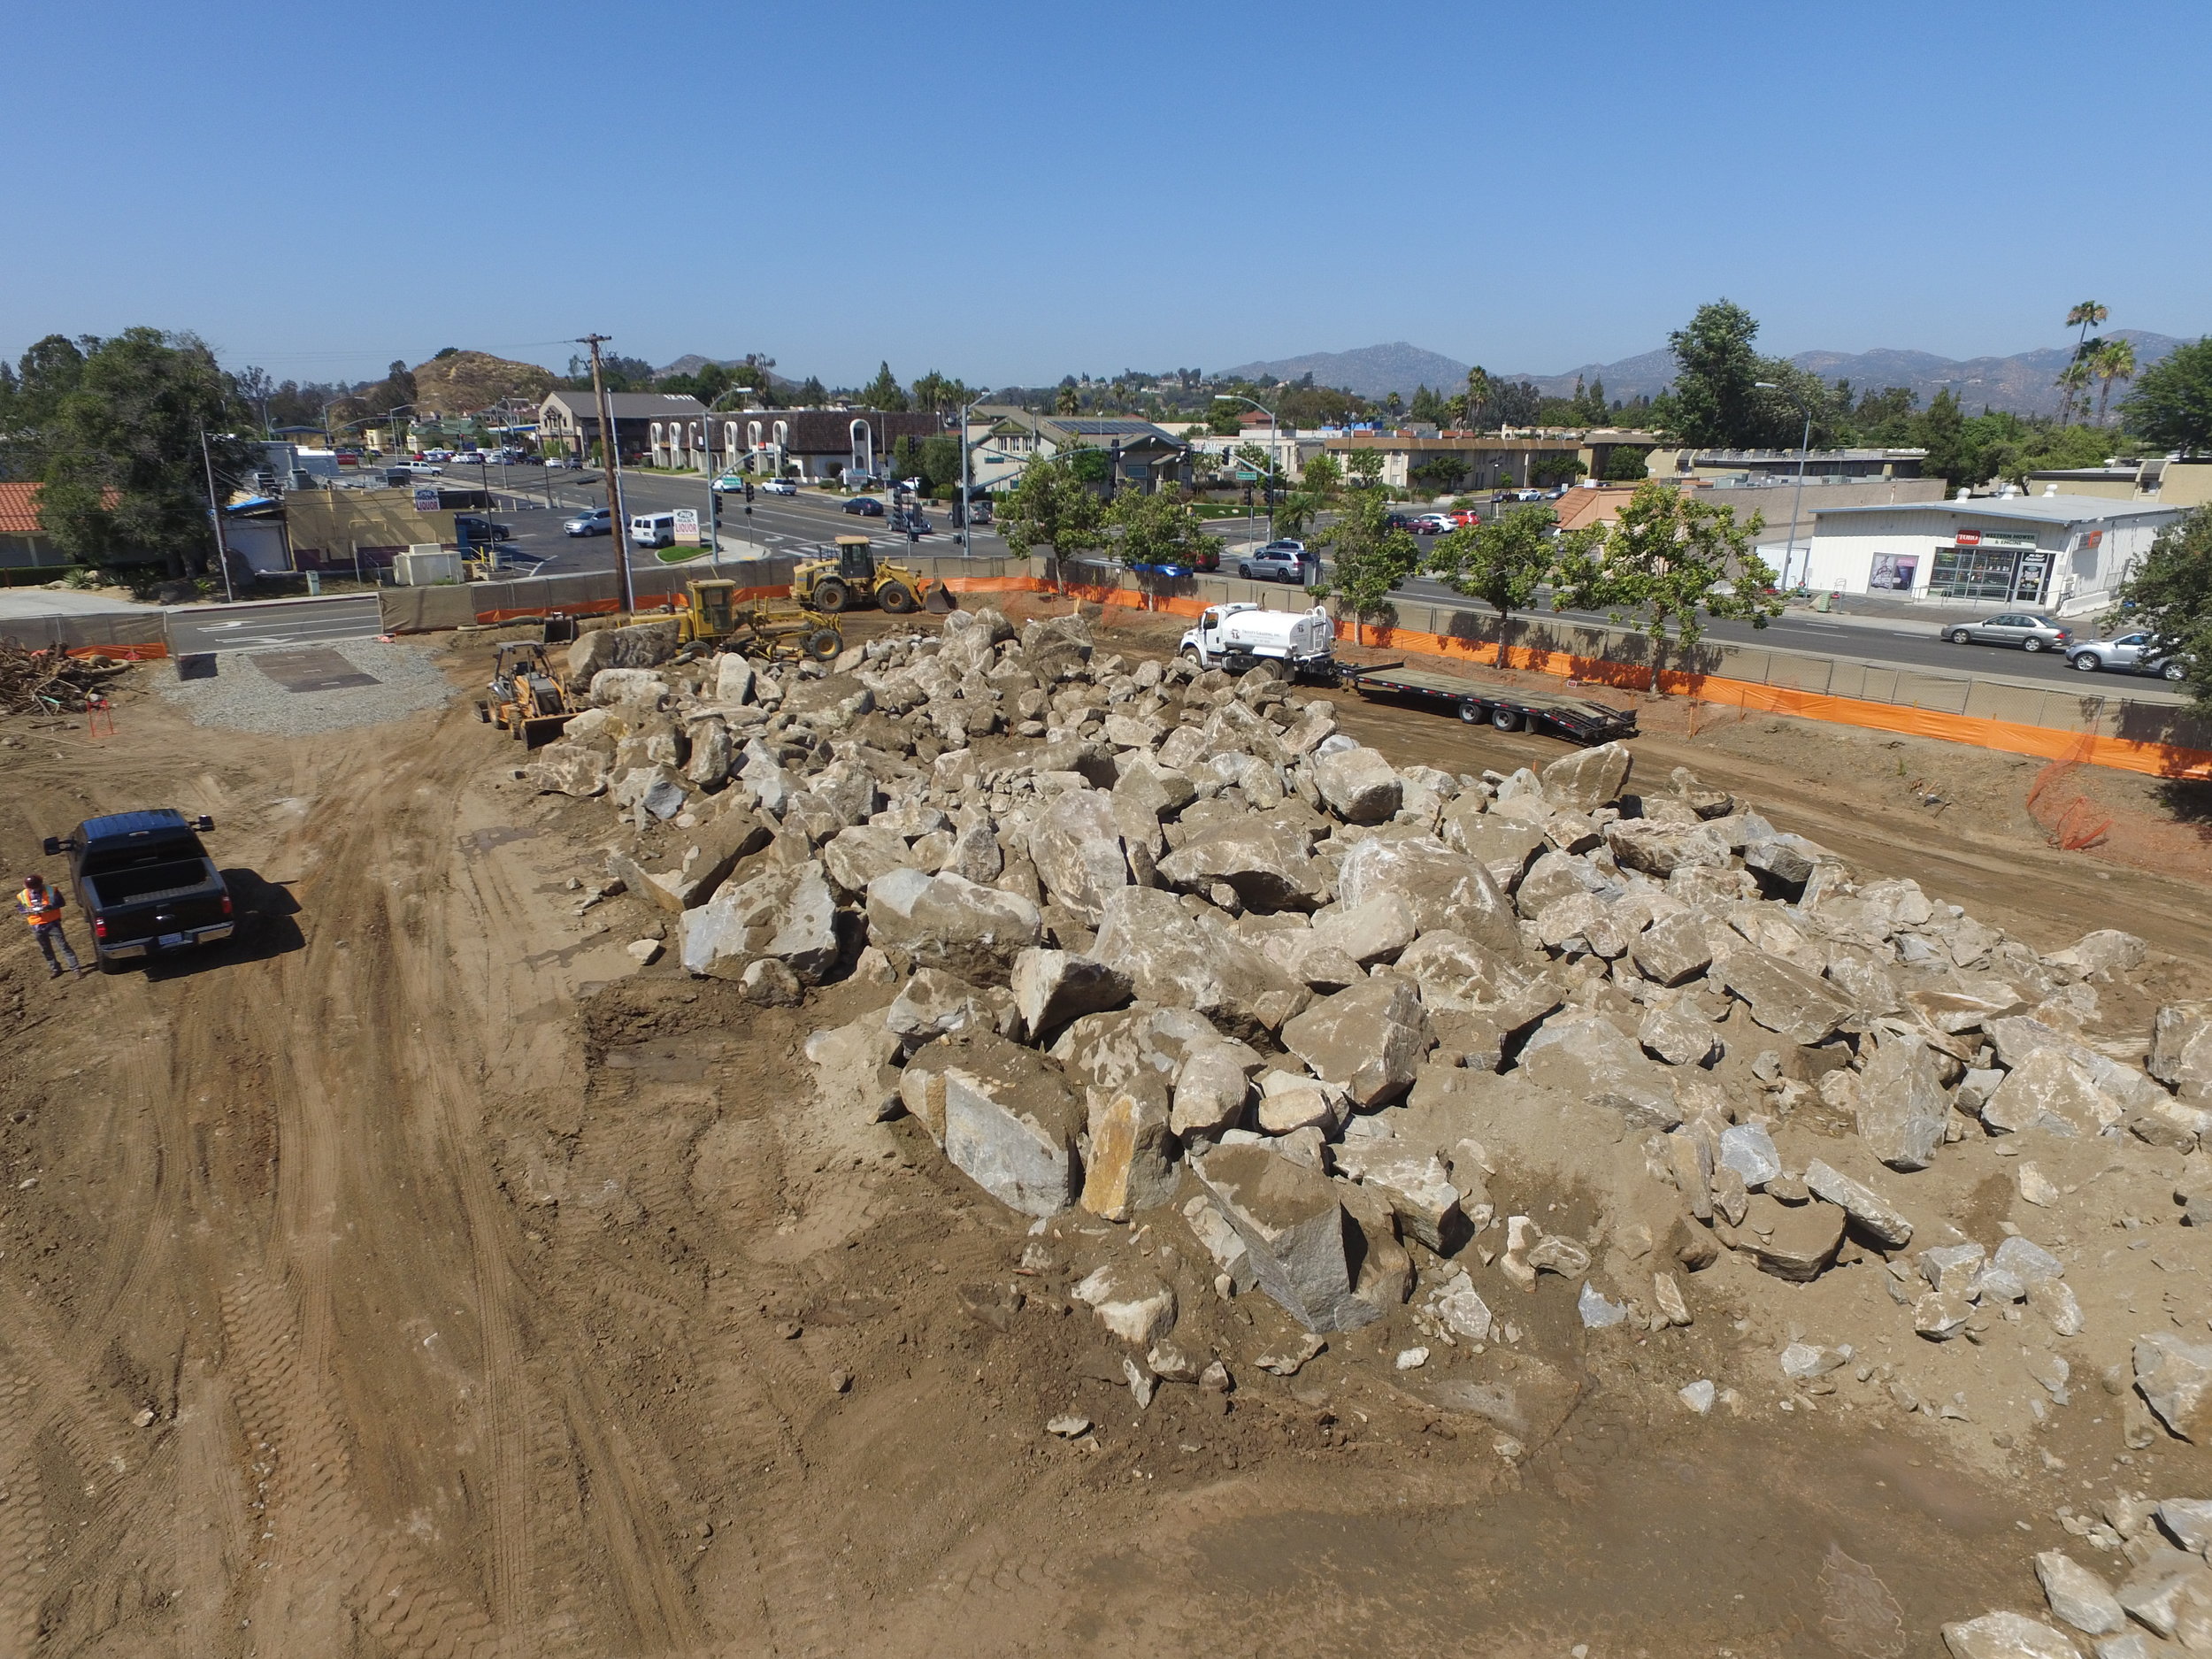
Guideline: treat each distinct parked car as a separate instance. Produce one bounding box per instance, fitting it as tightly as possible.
[1409,512,1455,535]
[628,511,675,548]
[2066,631,2186,680]
[1386,511,1420,532]
[760,477,798,495]
[1512,488,1547,502]
[543,454,578,469]
[563,507,612,537]
[1239,541,1309,583]
[842,496,885,517]
[455,514,513,543]
[41,809,234,972]
[1945,612,2072,652]
[424,449,454,462]
[387,459,441,476]
[1450,508,1483,526]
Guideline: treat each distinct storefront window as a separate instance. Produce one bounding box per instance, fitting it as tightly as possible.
[1928,546,2018,600]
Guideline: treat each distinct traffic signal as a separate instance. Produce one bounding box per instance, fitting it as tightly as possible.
[743,481,755,503]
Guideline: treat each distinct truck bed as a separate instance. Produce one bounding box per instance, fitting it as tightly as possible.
[1337,663,1637,745]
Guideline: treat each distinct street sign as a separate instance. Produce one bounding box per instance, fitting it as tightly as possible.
[713,474,745,492]
[673,508,702,547]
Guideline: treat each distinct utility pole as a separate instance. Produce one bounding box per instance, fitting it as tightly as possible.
[958,398,977,559]
[580,334,635,613]
[198,421,235,603]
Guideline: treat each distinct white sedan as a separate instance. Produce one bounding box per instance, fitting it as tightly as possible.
[759,477,799,495]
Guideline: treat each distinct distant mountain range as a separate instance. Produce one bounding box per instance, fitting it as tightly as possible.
[658,354,798,389]
[1224,331,2193,417]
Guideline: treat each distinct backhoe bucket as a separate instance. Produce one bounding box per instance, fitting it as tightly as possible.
[924,584,957,614]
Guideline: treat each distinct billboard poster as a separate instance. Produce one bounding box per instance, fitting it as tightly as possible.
[411,487,440,512]
[1868,553,1918,592]
[673,507,702,547]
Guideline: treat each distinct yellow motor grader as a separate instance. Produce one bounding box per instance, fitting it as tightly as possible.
[672,579,844,663]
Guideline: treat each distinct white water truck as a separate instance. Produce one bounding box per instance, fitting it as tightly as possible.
[1177,603,1336,680]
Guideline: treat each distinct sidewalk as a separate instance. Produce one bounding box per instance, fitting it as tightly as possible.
[0,588,149,619]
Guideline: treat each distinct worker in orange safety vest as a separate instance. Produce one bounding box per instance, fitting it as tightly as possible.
[16,873,84,979]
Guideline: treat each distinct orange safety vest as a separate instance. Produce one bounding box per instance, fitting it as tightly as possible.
[18,886,61,928]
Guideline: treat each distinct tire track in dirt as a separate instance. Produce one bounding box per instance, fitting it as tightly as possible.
[0,1369,48,1654]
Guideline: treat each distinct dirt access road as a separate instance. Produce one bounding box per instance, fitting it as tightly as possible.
[0,625,2200,1656]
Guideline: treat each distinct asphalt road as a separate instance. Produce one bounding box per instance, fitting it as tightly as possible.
[451,466,1010,579]
[166,595,384,655]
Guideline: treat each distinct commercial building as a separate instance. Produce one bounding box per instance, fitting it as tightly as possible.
[537,391,709,466]
[1801,492,2186,614]
[1652,447,1927,483]
[1320,431,1587,492]
[709,409,946,482]
[2023,458,2212,511]
[968,411,1191,495]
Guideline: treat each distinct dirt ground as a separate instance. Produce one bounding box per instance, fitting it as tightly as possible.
[3,608,2209,1657]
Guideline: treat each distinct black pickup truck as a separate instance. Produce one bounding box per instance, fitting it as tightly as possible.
[42,810,235,972]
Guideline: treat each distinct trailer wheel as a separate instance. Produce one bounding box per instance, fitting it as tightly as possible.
[1457,699,1482,724]
[1491,707,1523,732]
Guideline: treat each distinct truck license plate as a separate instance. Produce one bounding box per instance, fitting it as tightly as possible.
[157,932,188,949]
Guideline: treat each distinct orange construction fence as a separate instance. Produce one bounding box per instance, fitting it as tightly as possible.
[475,568,2212,783]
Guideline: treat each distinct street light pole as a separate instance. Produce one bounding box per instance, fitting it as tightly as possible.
[958,397,982,559]
[1755,380,1813,589]
[1213,393,1279,540]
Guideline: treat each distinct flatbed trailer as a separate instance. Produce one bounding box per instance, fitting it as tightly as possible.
[1335,662,1638,745]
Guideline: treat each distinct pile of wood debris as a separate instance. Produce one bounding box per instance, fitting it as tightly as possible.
[0,641,129,715]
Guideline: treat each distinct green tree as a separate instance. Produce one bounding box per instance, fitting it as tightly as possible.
[795,375,828,406]
[1601,444,1649,481]
[1109,485,1214,567]
[1054,381,1081,417]
[2106,507,2212,714]
[1409,454,1467,496]
[997,454,1105,580]
[0,334,91,480]
[1316,477,1419,643]
[35,328,257,578]
[1660,300,1763,447]
[1427,503,1578,635]
[1549,480,1781,687]
[910,370,972,414]
[2123,338,2212,455]
[1916,388,1970,486]
[862,361,910,411]
[919,433,964,493]
[1407,383,1449,426]
[1274,451,1342,540]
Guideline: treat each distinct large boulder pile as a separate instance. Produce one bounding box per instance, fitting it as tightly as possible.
[518,606,2212,1517]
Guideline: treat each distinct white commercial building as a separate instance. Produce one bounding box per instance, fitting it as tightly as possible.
[1801,492,2188,616]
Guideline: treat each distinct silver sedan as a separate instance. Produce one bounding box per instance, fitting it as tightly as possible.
[2066,631,2185,680]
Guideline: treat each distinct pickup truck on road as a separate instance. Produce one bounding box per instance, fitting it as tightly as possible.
[42,810,235,972]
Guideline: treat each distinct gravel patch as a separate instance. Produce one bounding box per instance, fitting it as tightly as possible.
[156,638,458,735]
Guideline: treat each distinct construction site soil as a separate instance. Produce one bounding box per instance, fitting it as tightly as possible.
[3,595,2209,1657]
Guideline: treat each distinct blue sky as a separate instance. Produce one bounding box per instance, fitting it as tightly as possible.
[4,1,2206,390]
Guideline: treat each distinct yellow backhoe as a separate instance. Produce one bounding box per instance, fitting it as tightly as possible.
[478,641,580,746]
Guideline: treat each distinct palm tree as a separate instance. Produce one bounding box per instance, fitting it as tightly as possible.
[2061,302,2108,421]
[2055,360,2093,426]
[2093,337,2137,426]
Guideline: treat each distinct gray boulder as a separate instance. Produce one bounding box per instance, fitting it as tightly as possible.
[680,860,840,983]
[1028,787,1127,923]
[1156,818,1328,910]
[1539,741,1632,811]
[1632,910,1715,987]
[1601,819,1731,877]
[1193,1144,1374,1333]
[2152,1002,2212,1102]
[936,1032,1087,1217]
[1091,887,1310,1039]
[865,868,1044,984]
[1440,811,1549,892]
[821,824,915,897]
[2135,1334,2212,1442]
[1079,1086,1179,1223]
[1517,1009,1676,1121]
[1710,947,1855,1045]
[1011,948,1133,1039]
[885,968,1000,1048]
[1312,745,1402,824]
[1855,1032,1951,1171]
[1170,1040,1256,1137]
[1335,835,1519,953]
[567,618,680,681]
[1280,979,1436,1110]
[526,741,611,797]
[1801,1158,1914,1247]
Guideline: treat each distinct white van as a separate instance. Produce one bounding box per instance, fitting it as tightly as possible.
[628,511,675,548]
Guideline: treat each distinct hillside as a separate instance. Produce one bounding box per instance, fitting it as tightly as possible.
[409,349,557,416]
[1225,332,2192,416]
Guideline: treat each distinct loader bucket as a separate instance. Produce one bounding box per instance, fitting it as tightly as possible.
[925,584,957,614]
